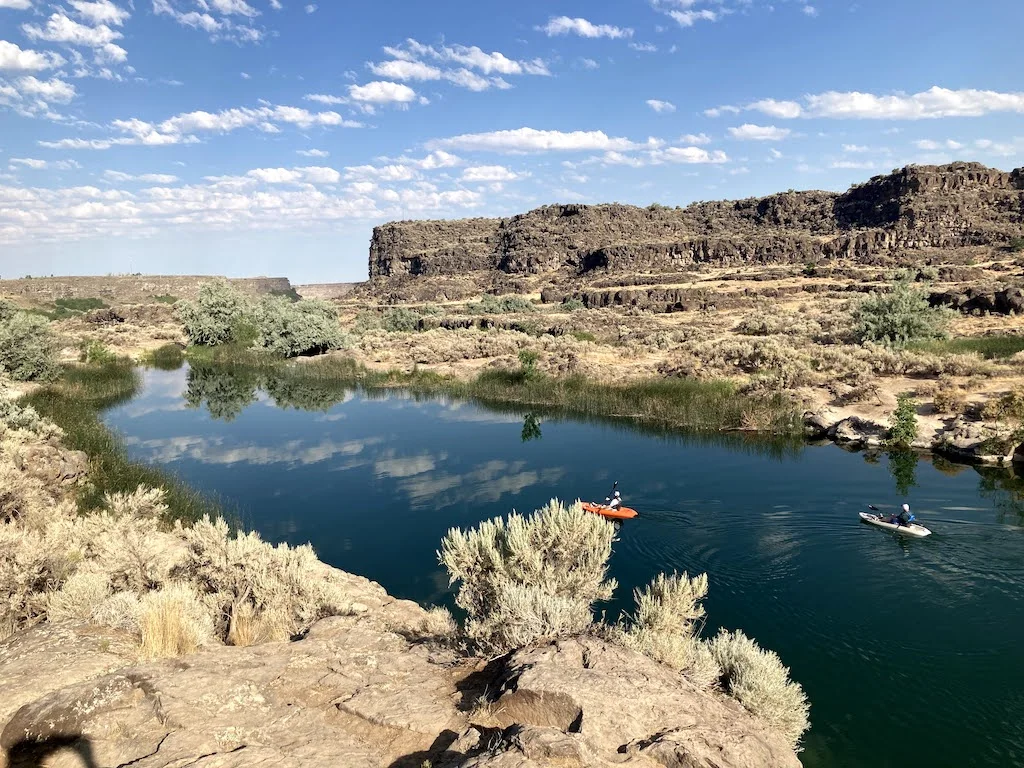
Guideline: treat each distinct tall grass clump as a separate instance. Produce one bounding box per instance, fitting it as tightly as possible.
[439,499,617,652]
[853,279,951,348]
[147,343,186,370]
[177,279,251,346]
[709,629,810,748]
[0,300,60,382]
[139,583,214,658]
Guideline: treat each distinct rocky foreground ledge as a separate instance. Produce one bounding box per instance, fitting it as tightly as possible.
[0,571,799,768]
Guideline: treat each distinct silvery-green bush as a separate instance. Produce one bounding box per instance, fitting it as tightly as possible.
[253,296,345,357]
[709,629,810,748]
[0,306,60,382]
[439,498,617,652]
[176,280,251,346]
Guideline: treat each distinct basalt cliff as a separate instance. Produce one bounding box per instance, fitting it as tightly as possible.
[368,162,1024,287]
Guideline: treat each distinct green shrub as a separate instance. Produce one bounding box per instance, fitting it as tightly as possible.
[438,499,617,653]
[151,294,179,305]
[470,294,535,314]
[888,393,919,448]
[253,297,344,358]
[561,298,585,312]
[709,629,809,748]
[79,340,116,365]
[911,335,1024,359]
[853,280,950,348]
[382,307,422,333]
[54,297,107,312]
[518,349,540,380]
[176,280,251,347]
[571,331,597,343]
[0,310,60,382]
[1008,237,1024,253]
[147,344,185,371]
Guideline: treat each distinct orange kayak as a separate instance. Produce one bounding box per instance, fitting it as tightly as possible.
[581,501,639,520]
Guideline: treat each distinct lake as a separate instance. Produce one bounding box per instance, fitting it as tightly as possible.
[104,364,1024,768]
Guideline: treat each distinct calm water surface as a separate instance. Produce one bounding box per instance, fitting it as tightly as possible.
[105,365,1024,768]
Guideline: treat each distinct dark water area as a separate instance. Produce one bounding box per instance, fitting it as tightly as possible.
[104,365,1024,768]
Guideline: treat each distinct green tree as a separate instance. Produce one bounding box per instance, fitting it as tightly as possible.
[888,393,919,448]
[853,279,950,347]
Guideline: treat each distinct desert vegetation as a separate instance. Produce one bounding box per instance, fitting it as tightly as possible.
[440,499,810,747]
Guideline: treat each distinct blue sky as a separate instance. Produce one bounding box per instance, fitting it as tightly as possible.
[1,0,1023,283]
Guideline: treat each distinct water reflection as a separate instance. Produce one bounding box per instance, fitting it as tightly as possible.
[521,413,542,442]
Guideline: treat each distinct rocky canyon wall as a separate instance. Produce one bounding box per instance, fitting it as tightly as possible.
[368,162,1024,281]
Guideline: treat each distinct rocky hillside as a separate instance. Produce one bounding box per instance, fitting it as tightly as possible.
[0,276,293,304]
[368,162,1024,281]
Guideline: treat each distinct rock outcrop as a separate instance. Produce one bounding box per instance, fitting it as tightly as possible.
[0,609,800,768]
[368,163,1024,281]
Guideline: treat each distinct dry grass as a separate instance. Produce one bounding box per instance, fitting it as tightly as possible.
[139,583,213,658]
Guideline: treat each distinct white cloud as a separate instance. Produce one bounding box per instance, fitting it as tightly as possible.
[842,144,870,152]
[703,105,740,118]
[747,98,802,119]
[344,163,417,181]
[646,99,675,113]
[728,123,791,141]
[429,127,658,153]
[68,0,130,25]
[368,59,441,81]
[0,40,65,71]
[17,75,76,103]
[43,103,359,150]
[10,157,48,169]
[667,9,718,27]
[418,150,461,169]
[460,165,522,182]
[247,166,339,184]
[914,138,964,151]
[152,0,263,43]
[304,93,346,105]
[680,132,711,144]
[628,42,657,52]
[304,3,317,12]
[656,146,728,164]
[0,0,33,8]
[830,160,877,170]
[729,86,1024,121]
[297,148,329,158]
[103,170,179,183]
[802,5,818,16]
[539,16,633,39]
[578,57,599,70]
[384,39,549,77]
[22,12,122,47]
[348,80,416,104]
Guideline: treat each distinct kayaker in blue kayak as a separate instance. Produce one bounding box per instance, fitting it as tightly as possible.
[887,503,914,527]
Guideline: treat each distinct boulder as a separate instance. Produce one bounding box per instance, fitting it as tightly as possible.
[934,416,1019,465]
[828,417,888,448]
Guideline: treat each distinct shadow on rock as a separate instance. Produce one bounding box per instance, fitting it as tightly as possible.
[5,735,98,768]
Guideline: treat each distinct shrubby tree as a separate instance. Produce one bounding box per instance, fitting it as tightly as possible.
[853,279,950,347]
[0,302,60,382]
[176,280,251,346]
[253,296,345,357]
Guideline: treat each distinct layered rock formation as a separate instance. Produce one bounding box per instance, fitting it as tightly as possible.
[0,599,800,768]
[368,163,1024,281]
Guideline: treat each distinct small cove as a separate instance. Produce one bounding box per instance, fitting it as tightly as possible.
[103,364,1024,768]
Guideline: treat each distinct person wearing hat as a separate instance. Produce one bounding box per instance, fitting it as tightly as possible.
[605,490,623,511]
[888,503,915,527]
